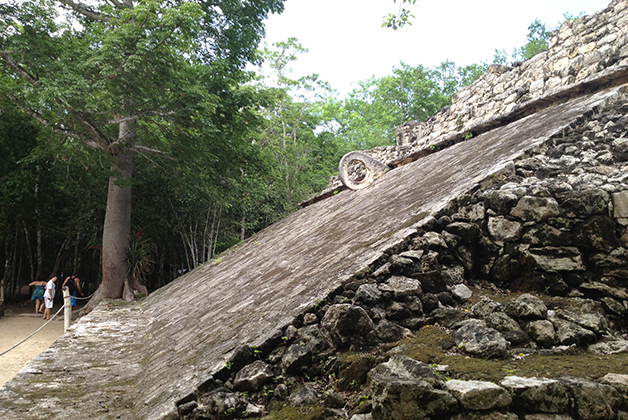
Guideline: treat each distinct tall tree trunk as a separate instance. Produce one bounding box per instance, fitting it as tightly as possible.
[240,213,246,241]
[14,240,22,300]
[51,232,73,278]
[4,226,20,301]
[80,119,135,315]
[35,164,42,280]
[22,221,34,283]
[73,230,80,273]
[36,225,42,280]
[1,237,9,316]
[157,246,165,288]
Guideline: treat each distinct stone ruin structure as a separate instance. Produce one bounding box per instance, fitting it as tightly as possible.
[4,1,628,419]
[304,0,628,204]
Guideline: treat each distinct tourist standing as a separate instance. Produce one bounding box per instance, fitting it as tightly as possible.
[43,276,57,320]
[28,276,47,314]
[62,274,83,307]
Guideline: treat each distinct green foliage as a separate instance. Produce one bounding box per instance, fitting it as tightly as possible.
[0,110,38,222]
[515,18,552,61]
[317,60,485,152]
[253,38,336,208]
[382,0,419,30]
[492,49,510,65]
[126,231,155,286]
[0,106,110,287]
[562,11,585,22]
[261,404,327,420]
[0,0,287,292]
[492,15,586,66]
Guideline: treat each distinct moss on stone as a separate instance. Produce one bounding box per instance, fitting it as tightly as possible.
[386,324,628,384]
[261,404,328,420]
[390,325,455,365]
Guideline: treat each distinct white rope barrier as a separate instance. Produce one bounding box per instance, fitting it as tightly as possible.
[0,287,96,356]
[0,305,64,357]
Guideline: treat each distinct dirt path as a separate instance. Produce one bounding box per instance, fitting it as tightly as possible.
[0,305,65,388]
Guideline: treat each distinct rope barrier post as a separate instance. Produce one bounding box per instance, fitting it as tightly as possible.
[63,287,71,333]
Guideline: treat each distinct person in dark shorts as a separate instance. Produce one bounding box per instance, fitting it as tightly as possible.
[62,274,83,306]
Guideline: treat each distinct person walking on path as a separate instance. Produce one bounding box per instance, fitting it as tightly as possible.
[28,276,47,314]
[62,274,83,307]
[43,276,57,320]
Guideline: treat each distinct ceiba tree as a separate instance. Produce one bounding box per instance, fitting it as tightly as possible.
[0,0,283,312]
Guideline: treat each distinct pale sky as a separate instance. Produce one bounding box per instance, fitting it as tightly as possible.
[262,0,612,96]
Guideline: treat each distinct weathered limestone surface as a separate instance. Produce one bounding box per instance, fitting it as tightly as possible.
[129,86,625,420]
[0,302,149,419]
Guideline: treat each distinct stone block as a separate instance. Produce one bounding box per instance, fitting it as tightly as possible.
[445,379,512,410]
[501,376,570,413]
[488,216,522,242]
[511,196,560,222]
[522,247,585,272]
[613,191,628,218]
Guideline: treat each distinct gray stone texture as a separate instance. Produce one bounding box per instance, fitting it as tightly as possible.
[368,355,440,383]
[233,360,274,391]
[445,379,512,411]
[562,377,622,420]
[0,302,149,419]
[454,319,509,359]
[501,376,570,413]
[506,294,548,320]
[369,376,458,420]
[488,216,522,242]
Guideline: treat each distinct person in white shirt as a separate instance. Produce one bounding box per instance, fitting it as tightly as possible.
[43,276,57,320]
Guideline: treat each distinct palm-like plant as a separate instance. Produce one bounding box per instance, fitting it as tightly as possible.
[126,231,155,288]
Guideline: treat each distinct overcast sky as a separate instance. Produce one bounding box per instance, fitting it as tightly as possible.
[262,0,612,96]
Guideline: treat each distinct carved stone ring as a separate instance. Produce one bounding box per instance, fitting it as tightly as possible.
[338,151,390,190]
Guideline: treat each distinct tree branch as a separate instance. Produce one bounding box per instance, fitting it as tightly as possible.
[105,108,175,126]
[132,144,176,160]
[86,140,109,150]
[76,115,113,148]
[0,50,40,88]
[57,0,112,22]
[107,115,139,125]
[1,52,113,150]
[4,94,78,139]
[107,0,125,9]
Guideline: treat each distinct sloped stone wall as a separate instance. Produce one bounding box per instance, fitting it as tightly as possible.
[174,88,628,420]
[135,82,628,419]
[419,97,628,299]
[3,83,626,420]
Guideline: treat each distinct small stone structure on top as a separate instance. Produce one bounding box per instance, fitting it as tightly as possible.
[304,0,628,206]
